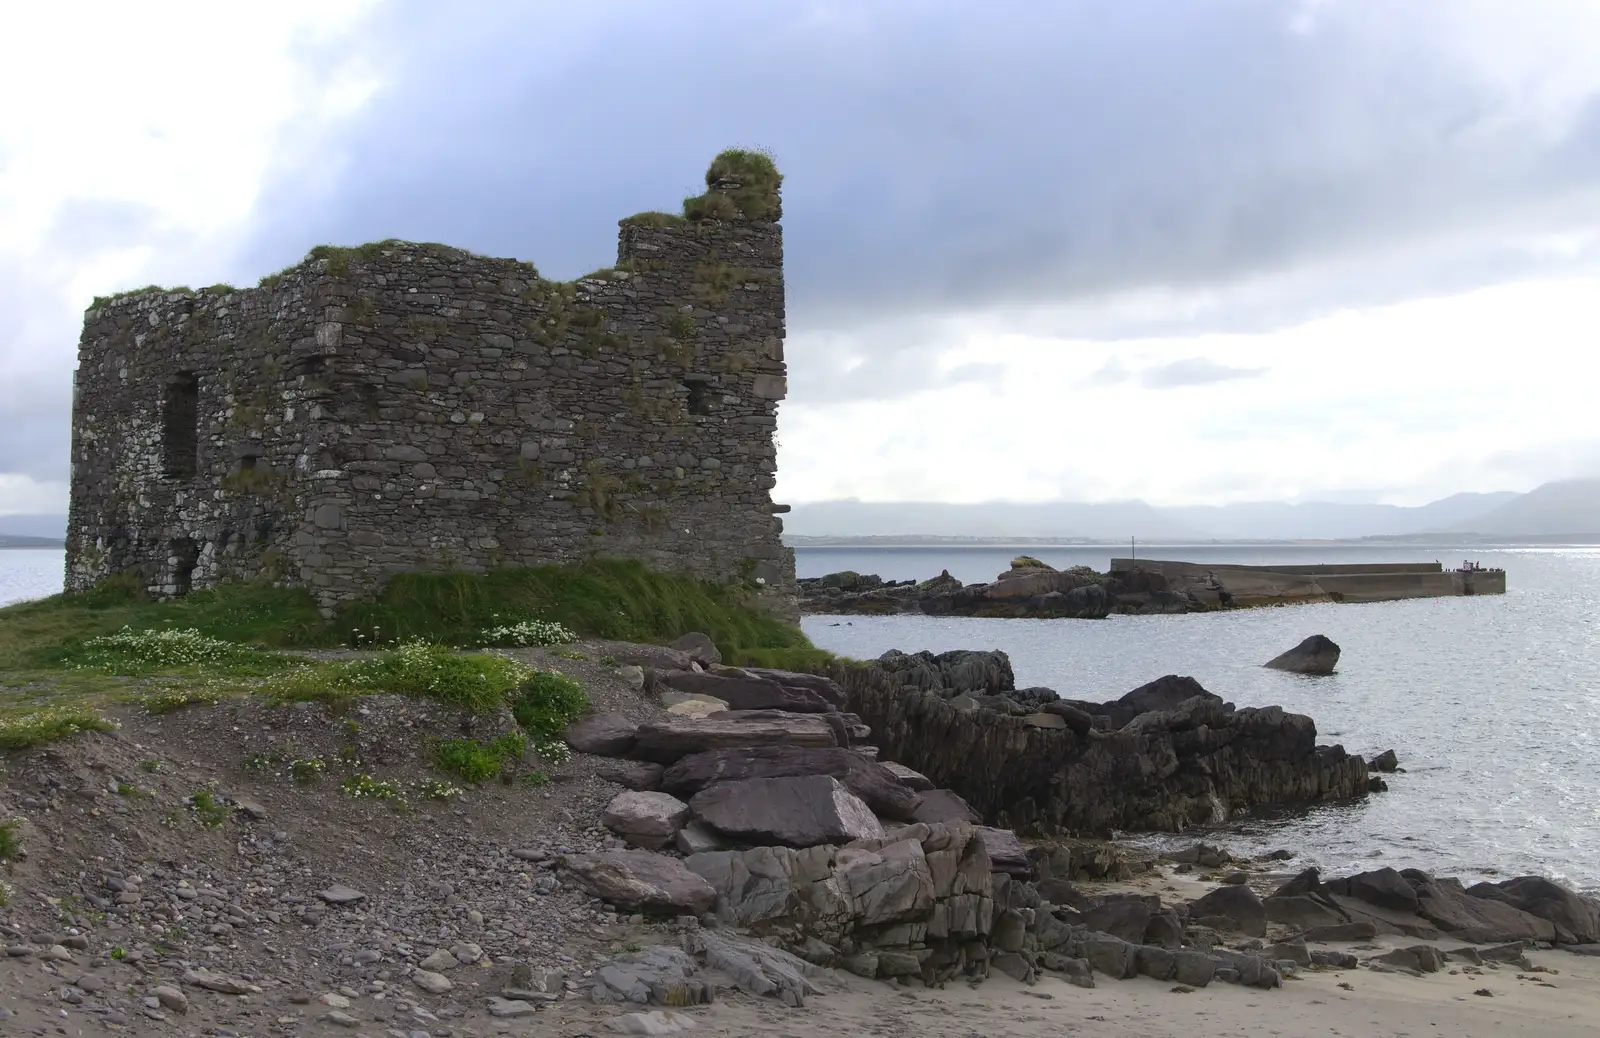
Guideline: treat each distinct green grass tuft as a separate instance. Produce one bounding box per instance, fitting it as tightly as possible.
[434,732,527,784]
[512,671,589,742]
[0,818,20,861]
[621,211,687,229]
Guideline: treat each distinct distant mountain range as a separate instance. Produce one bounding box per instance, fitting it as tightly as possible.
[0,514,66,547]
[782,480,1600,542]
[7,478,1600,548]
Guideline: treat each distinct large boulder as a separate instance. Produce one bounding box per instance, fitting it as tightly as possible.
[1188,884,1267,937]
[1467,876,1600,943]
[561,851,716,915]
[974,826,1029,876]
[601,792,690,851]
[690,776,885,848]
[565,713,639,757]
[1264,635,1341,675]
[1335,867,1419,914]
[630,714,838,764]
[671,632,722,668]
[589,945,712,1006]
[684,930,823,1007]
[911,789,981,825]
[657,671,835,713]
[660,745,920,821]
[1411,877,1555,944]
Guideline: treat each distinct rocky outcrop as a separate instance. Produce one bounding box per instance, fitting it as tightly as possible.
[801,561,1116,619]
[1256,866,1600,947]
[830,660,1371,834]
[1265,635,1341,675]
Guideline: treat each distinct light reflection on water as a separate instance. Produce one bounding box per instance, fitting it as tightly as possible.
[801,545,1600,890]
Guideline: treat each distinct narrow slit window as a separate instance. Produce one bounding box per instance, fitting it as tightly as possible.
[162,372,200,478]
[684,380,712,416]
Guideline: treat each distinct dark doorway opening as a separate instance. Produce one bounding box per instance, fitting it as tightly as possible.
[170,537,198,596]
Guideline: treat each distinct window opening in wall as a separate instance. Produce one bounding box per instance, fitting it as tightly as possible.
[170,537,198,597]
[162,372,200,478]
[683,379,712,416]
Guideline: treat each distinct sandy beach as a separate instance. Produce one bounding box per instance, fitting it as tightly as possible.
[535,940,1599,1038]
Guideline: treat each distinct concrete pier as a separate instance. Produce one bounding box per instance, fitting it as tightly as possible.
[1107,558,1506,608]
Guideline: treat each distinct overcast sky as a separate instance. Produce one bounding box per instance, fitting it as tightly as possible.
[5,0,1600,516]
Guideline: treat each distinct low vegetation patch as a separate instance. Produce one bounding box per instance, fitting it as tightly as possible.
[477,618,576,648]
[67,627,286,676]
[0,556,820,749]
[0,818,20,862]
[433,732,527,784]
[0,708,116,750]
[513,671,588,761]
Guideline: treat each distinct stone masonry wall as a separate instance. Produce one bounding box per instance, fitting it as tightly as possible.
[65,162,796,616]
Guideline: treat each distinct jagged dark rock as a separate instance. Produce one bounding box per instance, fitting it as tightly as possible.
[1264,635,1341,675]
[827,661,1370,834]
[1188,885,1267,937]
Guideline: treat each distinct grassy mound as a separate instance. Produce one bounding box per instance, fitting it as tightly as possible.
[0,558,824,749]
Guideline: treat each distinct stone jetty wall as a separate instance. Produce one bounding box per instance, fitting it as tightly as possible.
[64,154,795,616]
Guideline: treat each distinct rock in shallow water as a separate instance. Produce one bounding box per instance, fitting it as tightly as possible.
[1264,635,1341,675]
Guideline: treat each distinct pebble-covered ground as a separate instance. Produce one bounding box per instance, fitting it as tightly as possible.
[0,642,713,1036]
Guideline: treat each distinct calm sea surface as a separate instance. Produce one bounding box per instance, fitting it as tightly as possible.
[6,544,1599,889]
[799,544,1600,891]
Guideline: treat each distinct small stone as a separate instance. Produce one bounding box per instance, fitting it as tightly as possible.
[76,974,104,993]
[152,986,188,1014]
[450,943,483,964]
[318,993,352,1009]
[412,970,453,995]
[320,884,367,905]
[486,997,539,1018]
[234,799,269,820]
[325,1009,361,1027]
[419,950,457,972]
[606,1010,699,1035]
[41,945,75,962]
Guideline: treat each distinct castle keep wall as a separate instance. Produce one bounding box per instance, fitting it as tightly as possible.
[65,159,796,615]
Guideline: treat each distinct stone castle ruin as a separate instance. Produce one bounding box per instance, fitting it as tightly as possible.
[64,151,796,616]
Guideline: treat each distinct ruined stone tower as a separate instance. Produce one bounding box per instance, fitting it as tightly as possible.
[64,151,796,616]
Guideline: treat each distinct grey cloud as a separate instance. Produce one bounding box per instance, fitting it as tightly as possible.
[1139,358,1269,389]
[11,0,1600,503]
[45,200,164,254]
[233,0,1600,332]
[1083,360,1131,387]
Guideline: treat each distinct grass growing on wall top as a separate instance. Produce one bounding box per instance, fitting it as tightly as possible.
[339,558,811,660]
[683,147,782,222]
